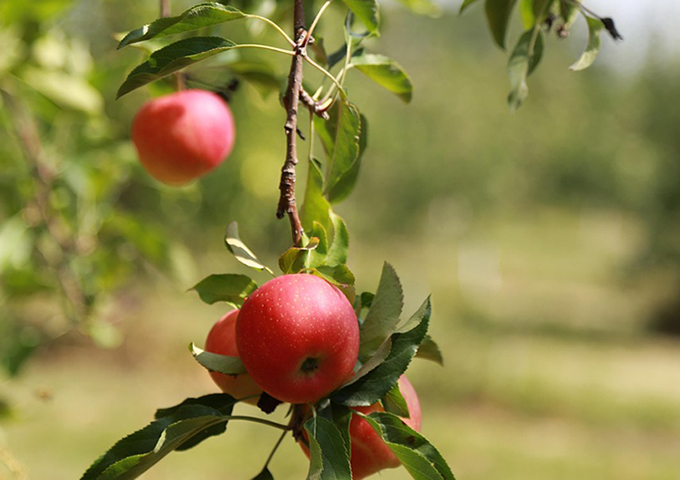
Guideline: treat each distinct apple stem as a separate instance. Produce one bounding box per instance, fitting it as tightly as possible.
[276,0,306,248]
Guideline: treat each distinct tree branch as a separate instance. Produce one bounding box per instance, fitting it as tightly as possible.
[276,0,307,247]
[160,0,170,18]
[300,88,330,120]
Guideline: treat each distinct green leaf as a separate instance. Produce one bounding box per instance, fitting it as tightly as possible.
[393,0,440,17]
[381,381,410,417]
[314,265,356,287]
[301,159,332,235]
[519,0,535,29]
[415,334,444,365]
[307,222,330,268]
[341,0,380,35]
[190,343,248,375]
[569,15,604,71]
[327,44,349,70]
[359,263,404,359]
[396,295,431,334]
[317,403,352,450]
[332,298,429,406]
[80,405,230,480]
[326,114,368,204]
[117,36,237,98]
[191,274,257,306]
[318,101,362,199]
[311,265,356,305]
[459,0,482,15]
[118,3,246,48]
[350,53,413,103]
[484,0,518,49]
[303,416,352,480]
[325,213,349,266]
[354,292,375,318]
[559,0,580,28]
[519,0,553,29]
[279,237,320,274]
[154,394,236,451]
[507,29,544,111]
[363,412,455,480]
[224,222,273,274]
[155,393,237,419]
[342,338,392,388]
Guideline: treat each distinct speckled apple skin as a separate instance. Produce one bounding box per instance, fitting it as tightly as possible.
[204,310,262,403]
[235,274,360,404]
[299,376,422,480]
[131,89,235,185]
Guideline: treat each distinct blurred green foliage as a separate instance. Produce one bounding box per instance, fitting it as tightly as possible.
[0,0,197,376]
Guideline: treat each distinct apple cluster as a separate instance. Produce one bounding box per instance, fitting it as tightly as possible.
[131,90,427,480]
[204,273,423,480]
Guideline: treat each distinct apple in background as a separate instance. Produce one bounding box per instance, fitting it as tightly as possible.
[299,375,422,480]
[236,274,359,404]
[131,89,235,185]
[204,310,262,402]
[349,375,422,479]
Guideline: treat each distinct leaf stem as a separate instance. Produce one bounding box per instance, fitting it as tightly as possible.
[233,44,296,56]
[247,15,296,47]
[304,55,346,98]
[529,0,551,57]
[227,415,292,431]
[305,0,335,46]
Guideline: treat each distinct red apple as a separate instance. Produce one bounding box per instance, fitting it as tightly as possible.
[299,376,422,480]
[235,274,359,404]
[204,310,262,403]
[131,89,235,185]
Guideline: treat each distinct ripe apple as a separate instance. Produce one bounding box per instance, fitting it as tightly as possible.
[131,89,235,185]
[299,376,422,480]
[235,274,359,404]
[204,309,262,403]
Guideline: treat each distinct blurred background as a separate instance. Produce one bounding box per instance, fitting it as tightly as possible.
[1,0,680,479]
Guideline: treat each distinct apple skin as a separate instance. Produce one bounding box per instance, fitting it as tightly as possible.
[204,310,263,403]
[299,375,422,480]
[235,274,360,404]
[131,89,235,185]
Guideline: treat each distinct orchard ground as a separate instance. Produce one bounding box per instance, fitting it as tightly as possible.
[4,206,680,480]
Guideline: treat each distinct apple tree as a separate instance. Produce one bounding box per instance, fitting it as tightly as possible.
[43,0,618,479]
